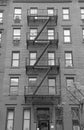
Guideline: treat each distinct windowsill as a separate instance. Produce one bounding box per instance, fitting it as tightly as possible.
[11,67,20,69]
[62,19,71,21]
[65,66,74,69]
[63,42,72,44]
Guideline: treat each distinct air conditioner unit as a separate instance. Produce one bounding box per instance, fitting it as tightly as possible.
[14,16,20,23]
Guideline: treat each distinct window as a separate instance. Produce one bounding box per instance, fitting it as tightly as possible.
[29,52,37,66]
[23,109,30,130]
[82,29,84,40]
[81,8,84,20]
[64,29,71,43]
[29,77,37,82]
[71,107,80,130]
[47,8,54,16]
[0,12,3,23]
[6,109,14,130]
[10,77,19,95]
[14,8,22,21]
[13,28,21,41]
[30,29,37,40]
[12,52,20,67]
[63,8,70,20]
[48,29,54,40]
[0,32,2,45]
[30,8,37,15]
[66,77,74,90]
[65,52,73,67]
[48,78,56,95]
[48,52,55,66]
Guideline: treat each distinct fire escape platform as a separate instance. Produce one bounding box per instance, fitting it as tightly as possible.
[24,94,61,105]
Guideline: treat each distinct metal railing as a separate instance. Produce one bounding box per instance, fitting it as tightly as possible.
[27,9,58,17]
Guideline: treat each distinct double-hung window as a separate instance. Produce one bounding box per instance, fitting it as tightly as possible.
[13,28,21,41]
[65,52,73,67]
[29,52,37,66]
[10,77,19,95]
[6,109,14,130]
[63,8,70,20]
[82,29,84,41]
[0,12,3,23]
[48,78,56,95]
[66,77,74,90]
[30,29,37,40]
[23,109,30,130]
[48,29,54,40]
[30,8,37,16]
[47,8,54,16]
[48,52,55,66]
[64,29,71,43]
[14,8,22,22]
[12,52,20,67]
[81,8,84,20]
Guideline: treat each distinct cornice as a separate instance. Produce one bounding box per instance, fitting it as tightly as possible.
[13,0,72,3]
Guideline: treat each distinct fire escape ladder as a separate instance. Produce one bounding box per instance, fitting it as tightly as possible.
[33,18,50,43]
[33,67,51,95]
[34,42,50,66]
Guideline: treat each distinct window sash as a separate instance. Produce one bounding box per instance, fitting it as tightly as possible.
[30,52,36,65]
[65,52,72,67]
[64,29,71,42]
[48,78,56,95]
[0,33,2,43]
[30,8,37,15]
[30,29,37,40]
[0,12,3,23]
[12,52,20,67]
[7,110,14,130]
[10,86,18,95]
[48,9,54,16]
[81,9,84,19]
[14,8,21,20]
[23,110,30,130]
[13,29,21,40]
[66,78,74,87]
[48,53,55,65]
[48,30,54,40]
[10,78,19,86]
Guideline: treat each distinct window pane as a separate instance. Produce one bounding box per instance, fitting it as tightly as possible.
[30,53,36,59]
[66,60,72,67]
[7,120,13,130]
[8,112,14,119]
[49,87,55,95]
[63,15,69,20]
[24,120,30,130]
[15,9,21,14]
[64,37,70,42]
[29,78,37,82]
[13,53,19,59]
[66,78,74,87]
[0,12,3,18]
[63,9,69,14]
[10,87,18,95]
[14,29,21,35]
[30,60,36,65]
[81,9,84,14]
[65,53,72,59]
[24,110,30,119]
[64,30,70,35]
[49,79,55,86]
[48,53,54,59]
[48,60,55,65]
[48,9,54,16]
[30,9,37,15]
[12,60,19,67]
[11,78,19,86]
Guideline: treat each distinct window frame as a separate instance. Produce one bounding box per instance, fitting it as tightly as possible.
[47,29,55,40]
[65,51,73,67]
[63,28,71,43]
[80,8,84,20]
[11,51,20,68]
[0,11,3,23]
[30,8,38,16]
[48,52,55,66]
[66,77,74,90]
[6,109,15,130]
[10,77,19,95]
[13,28,21,41]
[23,109,31,130]
[62,8,70,20]
[29,28,37,40]
[47,8,54,16]
[14,8,22,21]
[29,51,37,66]
[48,77,56,95]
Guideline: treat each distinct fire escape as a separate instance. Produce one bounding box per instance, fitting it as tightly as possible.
[24,9,61,106]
